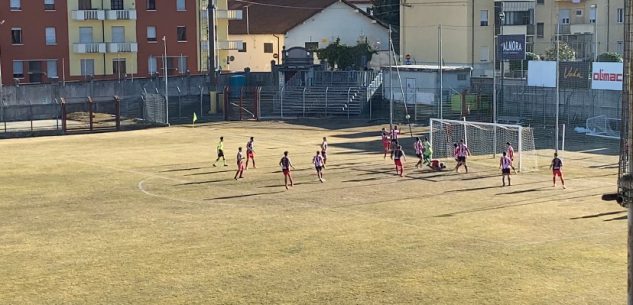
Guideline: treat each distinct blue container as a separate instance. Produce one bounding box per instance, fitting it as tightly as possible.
[229,75,246,99]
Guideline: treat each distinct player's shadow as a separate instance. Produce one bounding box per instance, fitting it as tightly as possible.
[161,167,202,172]
[175,179,225,186]
[331,131,384,139]
[184,169,234,176]
[604,215,627,221]
[570,210,626,220]
[495,188,543,195]
[206,191,285,200]
[445,185,500,193]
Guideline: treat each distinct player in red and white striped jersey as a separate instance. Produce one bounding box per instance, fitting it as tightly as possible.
[454,139,471,173]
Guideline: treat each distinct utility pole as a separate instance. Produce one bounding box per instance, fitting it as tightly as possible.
[163,36,170,125]
[389,24,393,130]
[438,24,443,120]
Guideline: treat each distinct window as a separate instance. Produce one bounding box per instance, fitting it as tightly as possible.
[111,0,123,10]
[559,9,570,24]
[148,56,157,74]
[113,58,126,76]
[537,22,544,38]
[239,42,247,52]
[177,0,185,11]
[178,56,187,73]
[13,61,24,78]
[537,0,544,4]
[589,6,596,23]
[44,0,55,10]
[575,9,583,17]
[47,60,58,78]
[11,28,22,44]
[264,43,273,53]
[457,74,467,81]
[479,47,489,62]
[79,27,93,43]
[45,27,56,45]
[617,41,624,54]
[177,26,187,41]
[147,0,156,10]
[480,10,488,26]
[78,0,91,10]
[10,0,20,10]
[618,8,624,23]
[80,59,95,76]
[147,26,157,42]
[112,26,125,43]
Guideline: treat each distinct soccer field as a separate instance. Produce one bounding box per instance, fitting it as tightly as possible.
[0,120,626,304]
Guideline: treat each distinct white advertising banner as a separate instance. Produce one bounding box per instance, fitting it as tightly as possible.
[527,61,557,88]
[591,62,623,91]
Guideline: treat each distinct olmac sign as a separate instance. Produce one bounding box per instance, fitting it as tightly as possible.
[592,62,623,91]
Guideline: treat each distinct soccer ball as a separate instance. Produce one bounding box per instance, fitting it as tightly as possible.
[405,114,411,119]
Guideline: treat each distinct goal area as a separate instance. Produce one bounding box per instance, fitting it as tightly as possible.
[429,118,538,172]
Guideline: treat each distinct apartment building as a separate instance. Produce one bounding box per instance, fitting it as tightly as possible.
[67,0,138,80]
[1,0,69,85]
[401,0,624,76]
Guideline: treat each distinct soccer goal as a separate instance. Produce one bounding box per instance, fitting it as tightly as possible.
[585,115,621,139]
[429,118,538,172]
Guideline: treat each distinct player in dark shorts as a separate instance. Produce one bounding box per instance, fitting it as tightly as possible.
[321,137,328,167]
[392,144,406,177]
[245,137,256,169]
[279,151,295,190]
[390,125,400,159]
[549,152,566,189]
[213,136,227,167]
[234,147,245,180]
[499,151,512,186]
[454,139,471,173]
[312,151,325,182]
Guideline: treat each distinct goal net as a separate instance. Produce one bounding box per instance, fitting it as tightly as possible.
[429,118,538,172]
[585,115,621,139]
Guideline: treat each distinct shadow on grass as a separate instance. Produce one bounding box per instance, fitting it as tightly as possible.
[570,210,626,220]
[496,188,543,195]
[161,167,203,172]
[604,215,627,221]
[206,191,285,200]
[176,179,226,186]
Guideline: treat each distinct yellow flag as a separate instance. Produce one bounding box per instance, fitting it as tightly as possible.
[193,112,198,123]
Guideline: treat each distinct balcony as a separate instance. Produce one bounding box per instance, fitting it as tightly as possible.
[107,42,138,53]
[217,40,244,50]
[73,43,106,53]
[216,10,243,20]
[106,10,137,20]
[556,24,571,35]
[72,10,106,20]
[502,25,528,35]
[571,23,594,34]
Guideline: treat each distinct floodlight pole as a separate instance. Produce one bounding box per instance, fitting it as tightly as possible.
[389,25,393,130]
[555,22,560,152]
[438,24,443,120]
[163,36,170,126]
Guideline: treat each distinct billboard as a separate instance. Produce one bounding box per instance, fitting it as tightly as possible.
[559,62,589,89]
[592,62,623,91]
[527,61,556,87]
[498,35,526,60]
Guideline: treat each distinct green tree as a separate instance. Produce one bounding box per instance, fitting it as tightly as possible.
[544,42,576,61]
[597,52,623,62]
[317,39,377,70]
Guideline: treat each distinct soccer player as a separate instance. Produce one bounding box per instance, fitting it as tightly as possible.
[549,152,566,189]
[312,151,325,182]
[234,147,245,180]
[454,139,471,173]
[422,137,432,166]
[499,151,512,186]
[381,128,390,159]
[506,142,516,173]
[212,136,228,167]
[390,125,400,158]
[321,137,328,167]
[429,159,446,171]
[245,136,256,169]
[279,151,295,190]
[414,137,423,168]
[392,144,406,177]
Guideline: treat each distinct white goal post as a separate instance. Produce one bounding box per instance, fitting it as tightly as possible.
[429,118,538,172]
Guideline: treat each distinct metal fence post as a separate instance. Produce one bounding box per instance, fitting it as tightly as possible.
[177,86,182,119]
[302,87,306,117]
[347,87,352,120]
[199,86,203,118]
[325,87,329,117]
[280,87,284,118]
[88,96,94,131]
[1,99,5,133]
[29,100,33,132]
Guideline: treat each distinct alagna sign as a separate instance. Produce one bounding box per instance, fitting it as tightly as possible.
[497,35,526,60]
[591,62,623,91]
